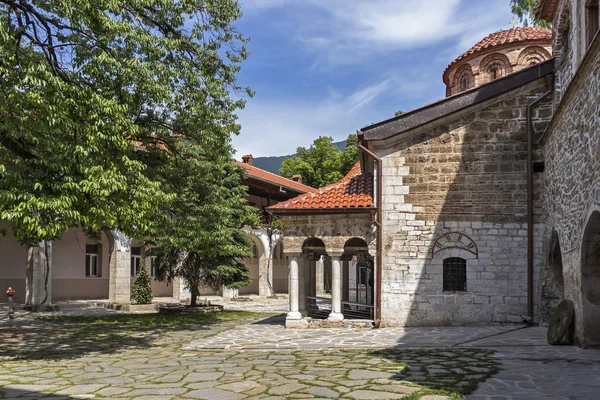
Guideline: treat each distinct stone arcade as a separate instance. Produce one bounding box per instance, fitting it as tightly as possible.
[271,6,599,348]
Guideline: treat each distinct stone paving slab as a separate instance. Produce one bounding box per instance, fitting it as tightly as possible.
[186,314,529,350]
[2,305,600,399]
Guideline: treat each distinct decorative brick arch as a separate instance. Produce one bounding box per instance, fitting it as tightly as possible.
[432,231,478,259]
[452,64,475,94]
[517,46,552,67]
[479,53,513,82]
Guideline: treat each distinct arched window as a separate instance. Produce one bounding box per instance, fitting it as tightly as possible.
[443,257,467,291]
[489,64,501,80]
[460,77,468,92]
[480,53,511,83]
[451,64,474,95]
[252,243,258,258]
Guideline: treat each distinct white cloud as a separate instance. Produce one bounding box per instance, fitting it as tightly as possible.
[232,0,518,158]
[243,0,515,66]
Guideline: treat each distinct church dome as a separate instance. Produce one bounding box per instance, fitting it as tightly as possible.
[443,27,553,97]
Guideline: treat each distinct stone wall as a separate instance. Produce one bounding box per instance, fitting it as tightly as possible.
[541,36,600,345]
[374,78,553,326]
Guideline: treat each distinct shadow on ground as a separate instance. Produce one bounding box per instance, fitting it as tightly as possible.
[0,387,81,399]
[251,313,286,326]
[0,311,256,361]
[369,347,502,397]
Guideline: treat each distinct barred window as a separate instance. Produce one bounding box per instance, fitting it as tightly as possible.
[443,257,467,291]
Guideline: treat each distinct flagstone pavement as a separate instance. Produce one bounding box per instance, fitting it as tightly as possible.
[0,300,599,400]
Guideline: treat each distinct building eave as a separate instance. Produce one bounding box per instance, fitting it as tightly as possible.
[268,207,376,215]
[362,59,555,142]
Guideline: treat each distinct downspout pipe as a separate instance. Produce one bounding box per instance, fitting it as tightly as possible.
[357,137,383,324]
[526,88,552,322]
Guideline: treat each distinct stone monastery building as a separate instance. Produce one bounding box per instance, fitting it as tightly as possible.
[0,0,597,348]
[270,0,599,347]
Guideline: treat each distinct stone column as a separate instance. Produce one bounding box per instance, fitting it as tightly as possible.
[316,256,325,295]
[172,277,191,302]
[258,253,272,297]
[109,231,131,303]
[287,255,302,320]
[328,254,344,321]
[299,257,311,314]
[25,241,52,308]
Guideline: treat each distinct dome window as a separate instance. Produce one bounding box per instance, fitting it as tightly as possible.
[460,77,468,92]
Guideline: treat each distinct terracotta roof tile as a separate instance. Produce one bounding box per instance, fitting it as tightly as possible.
[234,161,314,193]
[443,27,552,83]
[268,162,373,211]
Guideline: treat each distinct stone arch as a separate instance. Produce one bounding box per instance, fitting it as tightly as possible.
[541,230,565,322]
[342,237,374,318]
[432,231,478,260]
[581,210,600,346]
[451,64,475,95]
[240,232,267,295]
[479,53,513,82]
[302,237,327,258]
[517,46,552,67]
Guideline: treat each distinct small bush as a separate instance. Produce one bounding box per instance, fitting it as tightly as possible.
[132,262,153,304]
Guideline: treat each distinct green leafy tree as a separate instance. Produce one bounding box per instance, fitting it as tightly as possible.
[131,261,153,305]
[280,134,359,188]
[0,1,250,304]
[394,110,405,117]
[148,153,258,307]
[341,133,360,174]
[510,0,550,27]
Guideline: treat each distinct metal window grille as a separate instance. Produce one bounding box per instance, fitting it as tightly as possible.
[443,257,467,291]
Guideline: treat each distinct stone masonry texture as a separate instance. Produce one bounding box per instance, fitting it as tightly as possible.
[374,78,553,327]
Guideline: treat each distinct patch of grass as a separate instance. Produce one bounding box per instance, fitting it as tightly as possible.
[0,311,266,361]
[369,348,501,396]
[404,388,465,400]
[33,310,261,330]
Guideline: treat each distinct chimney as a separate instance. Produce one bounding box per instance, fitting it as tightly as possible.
[291,174,302,183]
[242,154,253,166]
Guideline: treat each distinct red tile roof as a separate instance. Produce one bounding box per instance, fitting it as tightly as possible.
[268,162,373,211]
[234,161,314,193]
[443,27,552,83]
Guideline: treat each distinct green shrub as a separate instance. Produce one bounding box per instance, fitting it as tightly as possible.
[132,262,153,304]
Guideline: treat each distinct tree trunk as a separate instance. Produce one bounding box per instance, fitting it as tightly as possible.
[190,284,199,307]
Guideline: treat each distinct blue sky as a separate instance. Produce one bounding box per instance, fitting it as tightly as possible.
[232,0,516,158]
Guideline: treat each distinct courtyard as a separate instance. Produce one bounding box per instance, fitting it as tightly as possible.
[1,299,599,400]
